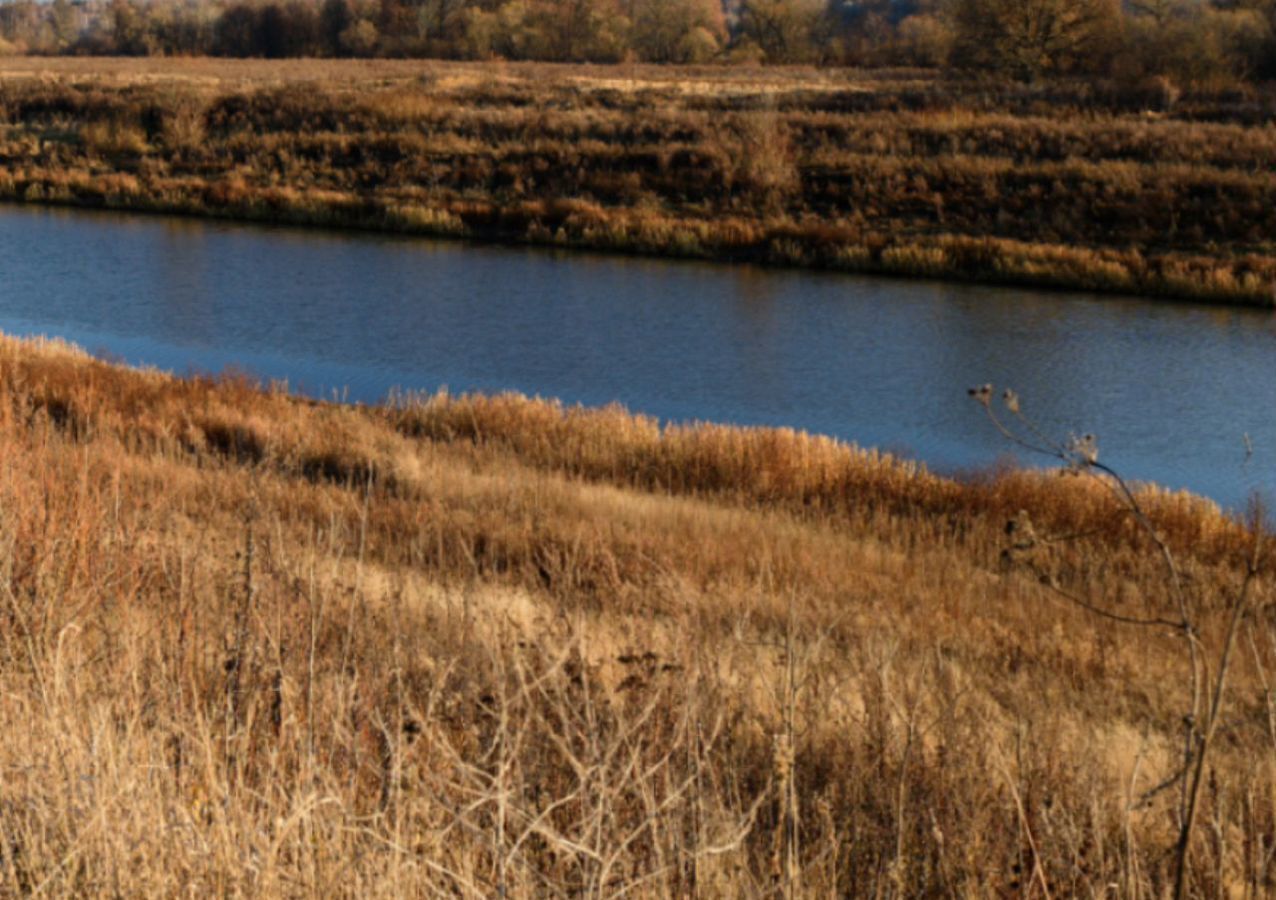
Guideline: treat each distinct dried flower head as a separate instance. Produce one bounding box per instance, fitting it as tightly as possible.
[1068,432,1099,466]
[967,383,993,408]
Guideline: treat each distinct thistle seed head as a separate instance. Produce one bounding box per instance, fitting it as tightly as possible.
[1068,432,1099,465]
[967,383,993,408]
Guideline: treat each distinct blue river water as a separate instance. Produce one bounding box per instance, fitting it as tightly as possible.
[1,204,1273,510]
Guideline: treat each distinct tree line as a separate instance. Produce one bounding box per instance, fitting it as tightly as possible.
[1,0,1274,84]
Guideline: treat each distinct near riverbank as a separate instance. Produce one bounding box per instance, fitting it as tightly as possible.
[0,333,1270,895]
[2,58,1274,306]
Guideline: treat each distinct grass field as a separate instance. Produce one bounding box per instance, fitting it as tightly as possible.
[1,57,1275,306]
[0,334,1268,896]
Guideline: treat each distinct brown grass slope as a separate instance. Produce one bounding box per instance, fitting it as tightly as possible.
[0,334,1271,896]
[1,58,1275,306]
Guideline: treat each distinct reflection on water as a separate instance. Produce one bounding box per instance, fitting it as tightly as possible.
[1,204,1273,509]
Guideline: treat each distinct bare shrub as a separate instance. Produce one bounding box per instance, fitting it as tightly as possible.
[718,109,799,210]
[162,99,208,153]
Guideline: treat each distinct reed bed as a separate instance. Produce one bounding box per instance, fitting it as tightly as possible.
[0,333,1270,896]
[1,58,1274,306]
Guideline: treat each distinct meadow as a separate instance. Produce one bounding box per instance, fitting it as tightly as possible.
[1,57,1275,305]
[0,333,1269,896]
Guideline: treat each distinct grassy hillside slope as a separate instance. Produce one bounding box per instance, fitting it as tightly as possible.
[0,334,1269,896]
[1,58,1275,306]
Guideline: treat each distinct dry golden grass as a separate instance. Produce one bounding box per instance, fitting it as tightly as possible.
[0,332,1270,896]
[1,58,1274,306]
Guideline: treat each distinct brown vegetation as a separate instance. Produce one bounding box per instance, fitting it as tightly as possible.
[1,58,1274,307]
[0,333,1271,896]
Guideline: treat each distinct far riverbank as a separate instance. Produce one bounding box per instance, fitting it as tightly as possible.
[2,58,1274,307]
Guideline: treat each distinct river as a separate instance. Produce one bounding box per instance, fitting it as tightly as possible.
[1,204,1273,510]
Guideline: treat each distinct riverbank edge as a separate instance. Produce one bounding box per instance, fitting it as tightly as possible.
[3,327,1243,536]
[3,177,1273,310]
